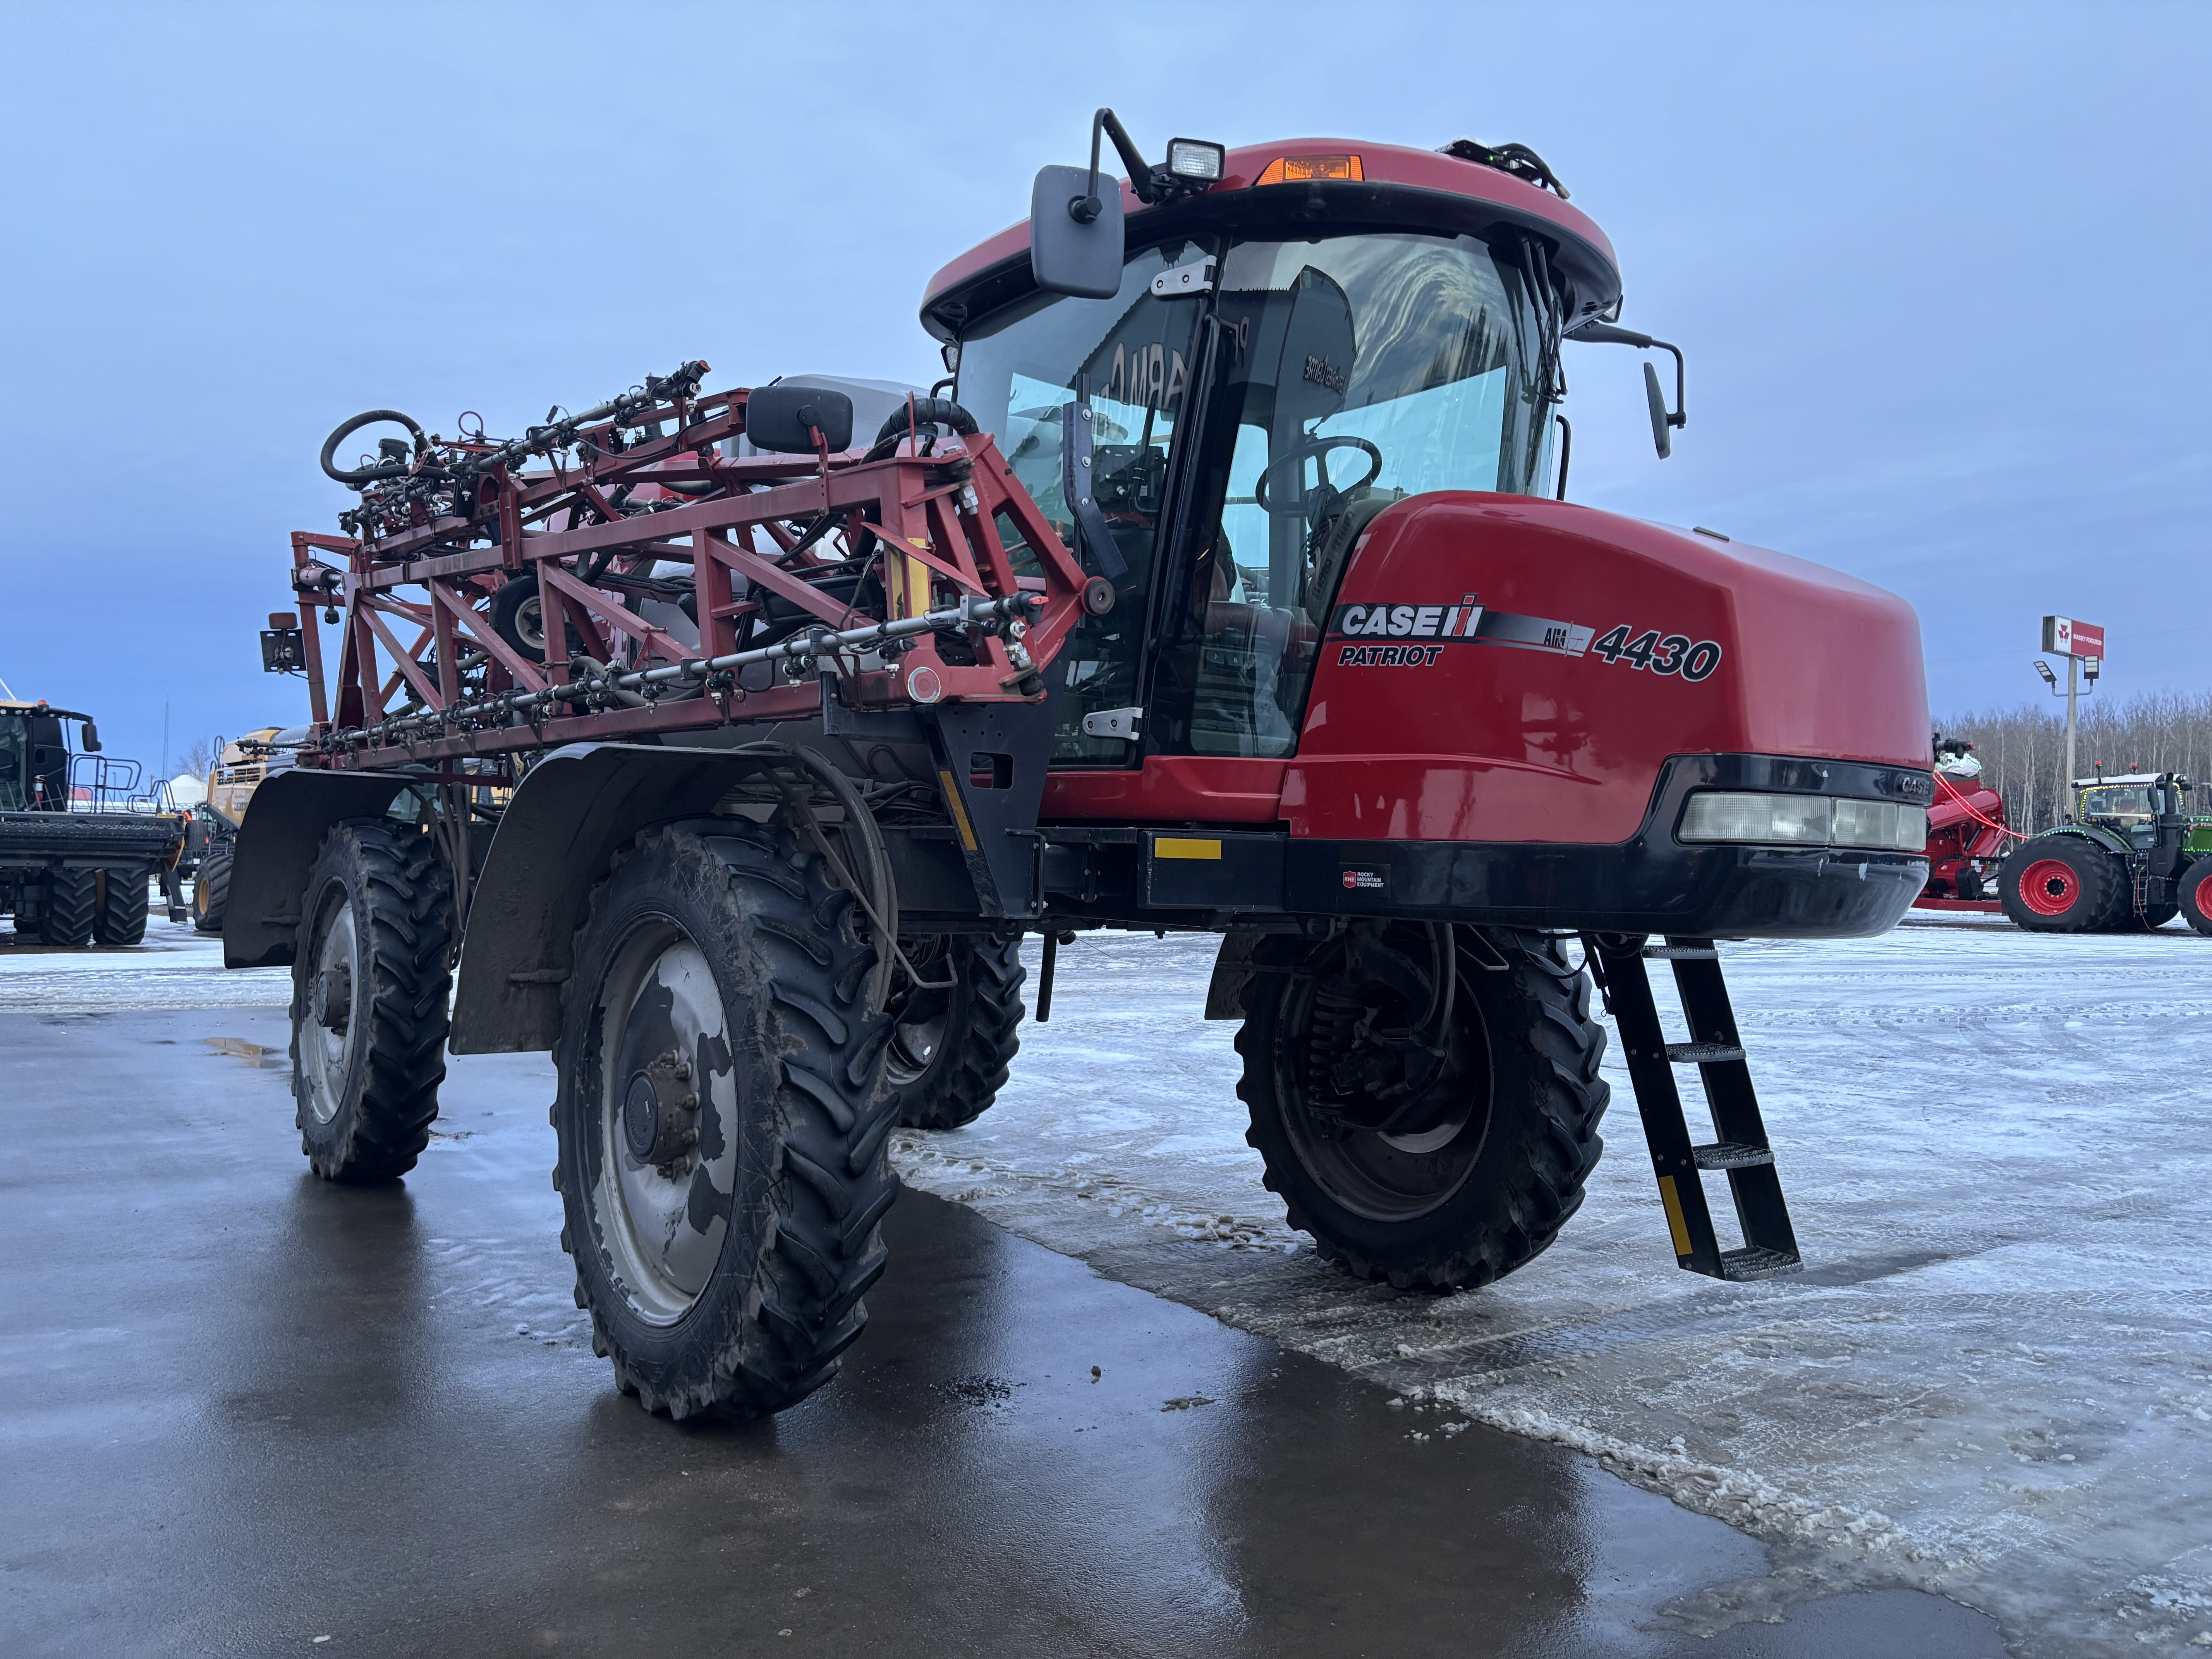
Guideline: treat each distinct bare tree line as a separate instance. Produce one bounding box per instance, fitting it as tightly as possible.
[1936,691,2212,834]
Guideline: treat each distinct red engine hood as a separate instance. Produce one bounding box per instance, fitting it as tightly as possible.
[1283,494,1930,842]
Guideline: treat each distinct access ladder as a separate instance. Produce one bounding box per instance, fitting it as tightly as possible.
[1593,937,1802,1281]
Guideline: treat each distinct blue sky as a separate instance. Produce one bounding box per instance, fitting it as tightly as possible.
[1,3,2204,771]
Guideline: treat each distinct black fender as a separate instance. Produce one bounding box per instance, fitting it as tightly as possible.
[223,769,417,968]
[450,743,797,1055]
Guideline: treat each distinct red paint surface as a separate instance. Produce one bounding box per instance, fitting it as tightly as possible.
[1043,756,1285,824]
[1274,496,1926,843]
[921,139,1618,321]
[1039,496,1928,843]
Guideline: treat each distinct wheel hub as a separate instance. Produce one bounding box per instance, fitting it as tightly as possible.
[313,960,353,1033]
[621,1049,699,1170]
[2018,856,2080,916]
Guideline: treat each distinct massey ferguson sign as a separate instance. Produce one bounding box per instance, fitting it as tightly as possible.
[2042,615,2106,659]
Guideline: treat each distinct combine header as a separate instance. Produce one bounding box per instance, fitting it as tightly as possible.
[228,113,1935,1422]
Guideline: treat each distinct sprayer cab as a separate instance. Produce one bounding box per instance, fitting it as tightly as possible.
[918,125,1933,938]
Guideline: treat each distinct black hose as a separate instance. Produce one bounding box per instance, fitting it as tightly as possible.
[864,397,978,462]
[320,409,429,486]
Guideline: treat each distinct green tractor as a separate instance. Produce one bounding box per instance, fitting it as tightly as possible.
[1998,772,2212,934]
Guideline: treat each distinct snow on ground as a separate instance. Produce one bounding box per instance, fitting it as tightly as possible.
[891,918,2212,1656]
[11,912,2210,1652]
[0,920,289,1010]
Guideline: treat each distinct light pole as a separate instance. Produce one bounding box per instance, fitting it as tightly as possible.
[2033,651,2101,820]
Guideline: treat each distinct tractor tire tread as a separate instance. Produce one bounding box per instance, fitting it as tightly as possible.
[93,866,150,948]
[888,936,1025,1132]
[192,846,233,933]
[1238,930,1609,1292]
[38,869,97,947]
[290,822,453,1184]
[561,822,896,1424]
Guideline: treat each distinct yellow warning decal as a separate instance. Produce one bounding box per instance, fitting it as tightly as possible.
[1657,1175,1694,1257]
[1153,837,1222,860]
[938,770,980,853]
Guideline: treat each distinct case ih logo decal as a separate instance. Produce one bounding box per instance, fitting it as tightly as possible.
[1590,625,1723,681]
[1328,597,1595,665]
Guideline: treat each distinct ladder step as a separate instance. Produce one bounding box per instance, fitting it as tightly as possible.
[1693,1141,1774,1170]
[1665,1041,1746,1064]
[1643,945,1719,959]
[1719,1246,1802,1281]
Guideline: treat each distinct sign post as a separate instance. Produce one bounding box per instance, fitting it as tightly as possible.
[2041,616,2106,797]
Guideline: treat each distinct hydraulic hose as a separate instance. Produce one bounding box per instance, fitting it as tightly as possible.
[864,398,978,462]
[320,410,429,486]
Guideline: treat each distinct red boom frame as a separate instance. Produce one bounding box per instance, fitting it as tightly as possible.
[277,372,1091,778]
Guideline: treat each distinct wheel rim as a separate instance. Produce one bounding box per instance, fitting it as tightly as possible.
[1274,935,1492,1223]
[882,941,952,1089]
[589,921,739,1326]
[514,594,546,655]
[2017,857,2080,917]
[300,886,359,1125]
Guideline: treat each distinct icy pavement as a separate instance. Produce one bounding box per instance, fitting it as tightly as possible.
[0,920,289,1010]
[12,912,2210,1650]
[891,918,2212,1656]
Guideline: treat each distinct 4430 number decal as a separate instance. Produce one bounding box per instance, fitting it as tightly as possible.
[1590,626,1723,681]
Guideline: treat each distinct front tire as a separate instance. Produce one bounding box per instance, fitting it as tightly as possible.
[2000,838,2125,932]
[93,866,149,947]
[883,934,1025,1131]
[192,845,232,933]
[2181,861,2212,937]
[1237,924,1609,1290]
[35,869,96,946]
[290,821,454,1182]
[555,820,896,1421]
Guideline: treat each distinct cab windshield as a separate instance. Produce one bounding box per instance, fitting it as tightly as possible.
[2079,784,2157,824]
[957,227,1556,762]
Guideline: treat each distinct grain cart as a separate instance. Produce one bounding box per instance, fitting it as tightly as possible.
[1,699,183,945]
[227,117,1934,1422]
[1999,771,2212,933]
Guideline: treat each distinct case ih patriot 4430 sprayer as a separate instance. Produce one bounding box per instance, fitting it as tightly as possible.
[228,117,1934,1422]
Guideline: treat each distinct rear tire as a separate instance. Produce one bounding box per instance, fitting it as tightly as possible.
[555,820,896,1421]
[290,821,454,1182]
[36,870,96,947]
[2181,861,2212,937]
[192,845,232,933]
[883,934,1025,1131]
[93,866,149,947]
[1237,925,1610,1291]
[2001,837,2125,932]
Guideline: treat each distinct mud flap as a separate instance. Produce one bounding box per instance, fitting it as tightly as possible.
[922,701,1053,920]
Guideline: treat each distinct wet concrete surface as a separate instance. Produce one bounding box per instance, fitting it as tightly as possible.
[0,1002,2012,1656]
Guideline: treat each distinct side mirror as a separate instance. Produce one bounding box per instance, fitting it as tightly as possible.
[744,384,854,455]
[1644,362,1673,460]
[81,721,101,753]
[1030,165,1124,299]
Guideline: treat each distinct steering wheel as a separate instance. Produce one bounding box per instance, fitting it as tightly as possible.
[1253,435,1384,517]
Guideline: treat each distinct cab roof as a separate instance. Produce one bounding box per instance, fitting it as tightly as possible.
[0,700,92,722]
[921,137,1624,342]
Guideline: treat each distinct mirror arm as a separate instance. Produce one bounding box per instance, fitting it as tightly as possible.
[1567,321,1687,428]
[1075,107,1157,222]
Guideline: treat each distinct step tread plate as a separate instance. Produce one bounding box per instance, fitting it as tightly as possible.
[1693,1141,1775,1170]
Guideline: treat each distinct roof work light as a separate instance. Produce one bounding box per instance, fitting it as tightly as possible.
[1165,139,1226,184]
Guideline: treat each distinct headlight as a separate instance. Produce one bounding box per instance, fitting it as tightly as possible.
[1831,798,1927,852]
[1678,792,1925,853]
